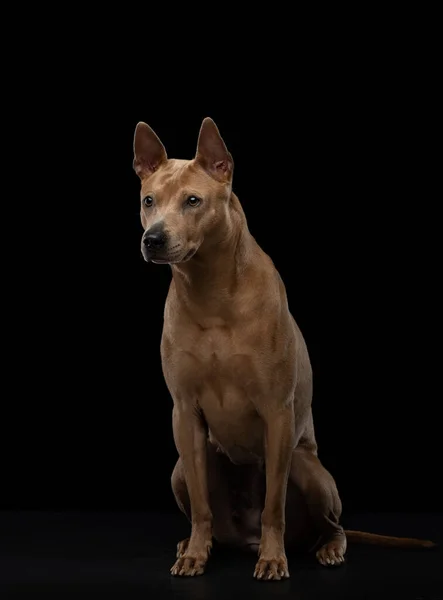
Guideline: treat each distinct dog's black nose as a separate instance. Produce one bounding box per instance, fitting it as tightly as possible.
[143,229,166,250]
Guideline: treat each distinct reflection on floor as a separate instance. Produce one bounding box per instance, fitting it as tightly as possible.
[0,511,441,599]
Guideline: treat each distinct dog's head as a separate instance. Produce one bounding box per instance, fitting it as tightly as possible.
[133,118,234,264]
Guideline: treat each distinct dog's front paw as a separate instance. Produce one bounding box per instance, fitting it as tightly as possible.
[170,542,211,577]
[253,553,290,581]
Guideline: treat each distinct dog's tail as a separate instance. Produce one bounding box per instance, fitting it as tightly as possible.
[344,529,437,549]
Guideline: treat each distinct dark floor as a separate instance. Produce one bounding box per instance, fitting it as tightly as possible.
[0,511,441,599]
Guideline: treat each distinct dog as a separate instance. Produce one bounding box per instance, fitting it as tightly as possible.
[133,118,436,580]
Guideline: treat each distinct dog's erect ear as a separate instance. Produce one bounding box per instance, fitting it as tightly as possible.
[133,122,167,180]
[195,118,233,183]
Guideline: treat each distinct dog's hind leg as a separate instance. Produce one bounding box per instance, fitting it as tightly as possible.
[171,458,192,558]
[288,446,347,567]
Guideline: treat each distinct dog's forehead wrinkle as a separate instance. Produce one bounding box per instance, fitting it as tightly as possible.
[146,159,216,200]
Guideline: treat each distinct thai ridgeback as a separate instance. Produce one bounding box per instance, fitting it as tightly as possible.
[133,118,435,580]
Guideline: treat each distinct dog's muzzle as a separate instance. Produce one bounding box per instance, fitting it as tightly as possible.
[143,230,166,250]
[141,223,168,261]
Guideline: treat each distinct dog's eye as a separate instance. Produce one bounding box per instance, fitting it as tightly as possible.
[143,196,153,207]
[186,196,201,207]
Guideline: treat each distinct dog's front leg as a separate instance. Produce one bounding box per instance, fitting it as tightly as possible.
[170,405,212,577]
[254,407,295,581]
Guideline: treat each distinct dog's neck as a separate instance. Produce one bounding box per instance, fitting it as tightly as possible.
[170,193,255,313]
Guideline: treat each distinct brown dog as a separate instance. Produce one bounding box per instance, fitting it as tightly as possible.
[133,118,435,580]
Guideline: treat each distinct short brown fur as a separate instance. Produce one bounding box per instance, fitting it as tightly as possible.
[133,118,436,580]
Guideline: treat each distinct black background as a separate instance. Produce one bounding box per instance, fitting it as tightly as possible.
[3,52,440,519]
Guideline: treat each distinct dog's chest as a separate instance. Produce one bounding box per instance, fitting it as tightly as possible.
[166,320,263,397]
[162,285,285,385]
[197,349,264,463]
[163,322,267,461]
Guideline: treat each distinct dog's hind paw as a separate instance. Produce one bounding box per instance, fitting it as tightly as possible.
[176,538,190,558]
[316,535,346,567]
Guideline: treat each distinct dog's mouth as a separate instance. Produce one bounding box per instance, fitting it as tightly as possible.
[181,248,197,261]
[149,247,197,265]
